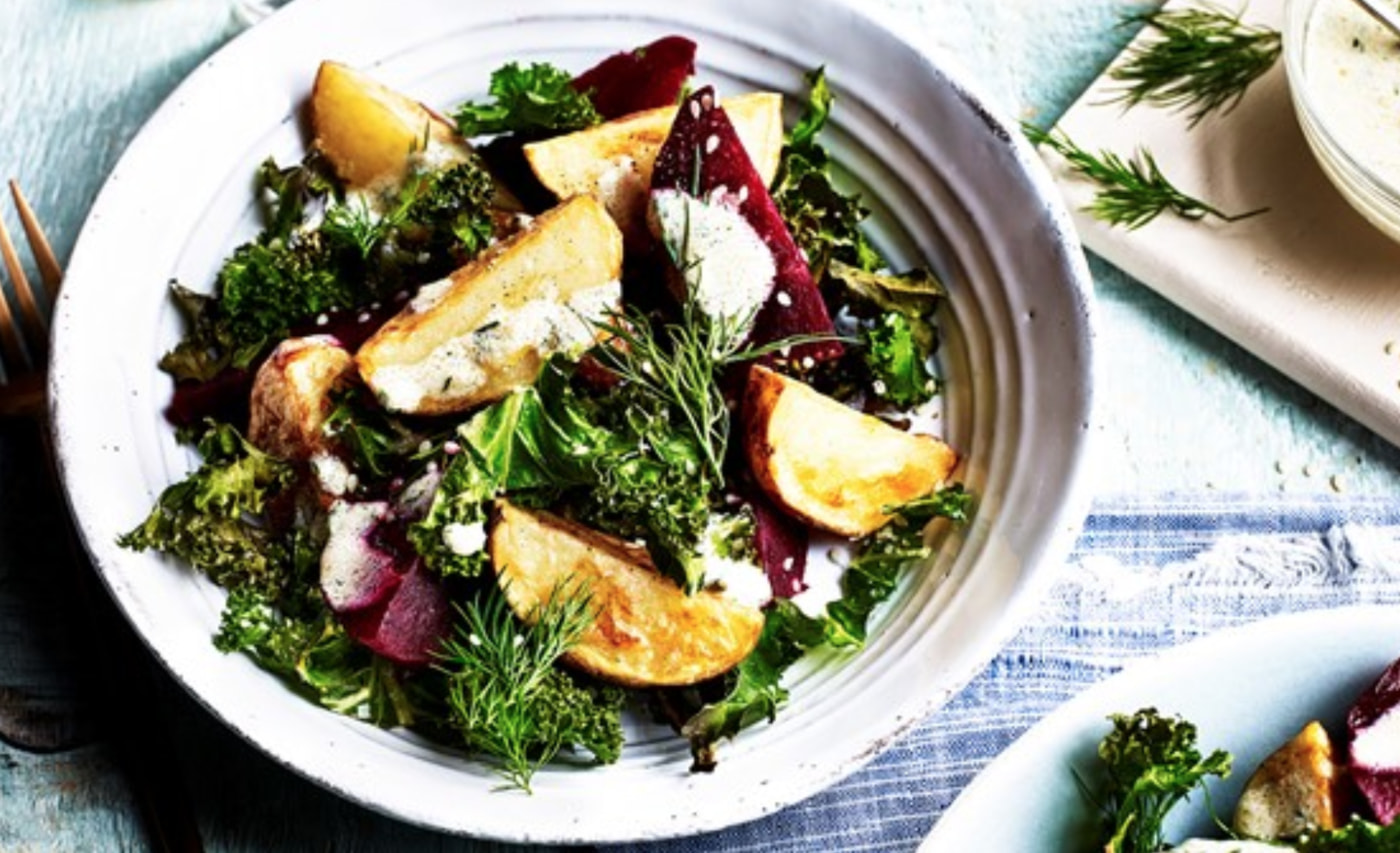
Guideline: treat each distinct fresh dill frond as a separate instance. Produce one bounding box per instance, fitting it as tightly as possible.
[1108,3,1281,127]
[1023,123,1264,229]
[439,583,622,792]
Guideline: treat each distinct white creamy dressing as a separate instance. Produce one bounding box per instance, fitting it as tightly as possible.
[311,452,358,498]
[442,520,488,557]
[650,188,775,333]
[1303,0,1400,185]
[371,279,622,411]
[1350,703,1400,765]
[789,538,850,619]
[698,515,771,609]
[320,500,392,610]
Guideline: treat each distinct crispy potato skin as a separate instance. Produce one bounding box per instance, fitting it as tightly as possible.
[522,92,782,246]
[355,195,623,415]
[743,365,957,537]
[488,501,764,688]
[310,60,471,191]
[1233,721,1340,840]
[247,336,356,461]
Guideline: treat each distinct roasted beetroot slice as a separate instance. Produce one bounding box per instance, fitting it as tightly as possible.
[572,35,696,120]
[651,86,841,365]
[343,558,451,668]
[749,491,809,599]
[164,368,253,429]
[320,502,406,614]
[1348,655,1400,823]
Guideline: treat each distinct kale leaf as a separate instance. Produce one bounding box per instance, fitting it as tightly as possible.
[861,312,938,408]
[1295,819,1400,852]
[117,422,299,595]
[772,67,882,282]
[453,62,602,138]
[1095,708,1233,853]
[826,485,971,647]
[678,599,828,771]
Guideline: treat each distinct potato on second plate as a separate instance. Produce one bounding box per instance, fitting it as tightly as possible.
[523,92,783,246]
[1232,720,1340,839]
[743,365,957,537]
[488,501,765,688]
[356,195,623,415]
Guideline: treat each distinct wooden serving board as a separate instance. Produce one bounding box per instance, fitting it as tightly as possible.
[1045,0,1400,450]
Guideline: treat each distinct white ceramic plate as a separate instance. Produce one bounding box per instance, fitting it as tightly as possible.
[48,0,1094,843]
[923,606,1400,850]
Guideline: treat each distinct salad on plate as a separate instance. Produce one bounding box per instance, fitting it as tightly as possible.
[117,36,968,790]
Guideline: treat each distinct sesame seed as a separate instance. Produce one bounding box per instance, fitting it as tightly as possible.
[737,185,749,203]
[443,440,461,455]
[776,291,793,307]
[705,134,720,154]
[315,313,329,326]
[782,556,794,570]
[700,92,714,110]
[801,356,815,369]
[689,100,702,119]
[468,633,482,647]
[357,311,371,323]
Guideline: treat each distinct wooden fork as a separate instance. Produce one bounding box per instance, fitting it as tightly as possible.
[0,182,205,852]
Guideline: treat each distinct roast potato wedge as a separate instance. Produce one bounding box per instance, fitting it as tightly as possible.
[1232,721,1340,839]
[355,195,623,415]
[522,92,783,246]
[743,365,957,537]
[248,335,356,461]
[488,501,765,688]
[310,60,474,191]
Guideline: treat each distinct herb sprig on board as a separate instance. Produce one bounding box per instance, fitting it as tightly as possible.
[1024,124,1265,229]
[1108,4,1282,127]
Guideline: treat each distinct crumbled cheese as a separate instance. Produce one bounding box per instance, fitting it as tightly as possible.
[312,453,358,497]
[442,521,488,557]
[650,189,775,333]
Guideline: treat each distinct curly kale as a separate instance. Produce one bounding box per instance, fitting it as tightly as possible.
[1094,708,1233,853]
[438,586,624,791]
[453,62,602,138]
[772,67,882,282]
[161,155,499,384]
[117,422,298,595]
[1295,819,1400,852]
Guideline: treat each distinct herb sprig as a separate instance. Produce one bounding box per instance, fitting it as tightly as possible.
[1108,4,1281,127]
[1023,123,1264,229]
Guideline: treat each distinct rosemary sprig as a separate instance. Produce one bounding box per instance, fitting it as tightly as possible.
[1108,3,1281,127]
[1024,123,1264,229]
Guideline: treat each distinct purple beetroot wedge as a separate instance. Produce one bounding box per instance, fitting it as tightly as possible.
[650,86,842,367]
[573,35,696,120]
[1348,654,1400,824]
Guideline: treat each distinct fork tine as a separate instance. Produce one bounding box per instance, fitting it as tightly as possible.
[0,208,47,362]
[9,181,62,298]
[0,266,25,376]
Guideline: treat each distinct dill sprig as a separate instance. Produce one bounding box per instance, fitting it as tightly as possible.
[438,584,599,792]
[1108,4,1281,127]
[1024,123,1264,229]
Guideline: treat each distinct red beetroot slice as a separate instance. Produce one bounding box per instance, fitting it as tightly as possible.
[651,86,842,365]
[1348,655,1400,823]
[320,501,404,614]
[571,35,696,120]
[341,557,451,668]
[749,490,809,599]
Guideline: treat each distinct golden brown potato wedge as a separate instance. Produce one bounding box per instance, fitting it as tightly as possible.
[248,335,356,461]
[488,501,765,688]
[310,60,474,191]
[1233,721,1340,840]
[522,92,783,246]
[355,195,624,415]
[742,365,957,537]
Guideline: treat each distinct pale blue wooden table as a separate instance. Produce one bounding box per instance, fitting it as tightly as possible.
[4,1,1400,850]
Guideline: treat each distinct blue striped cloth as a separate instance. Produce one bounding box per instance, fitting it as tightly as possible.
[612,496,1400,852]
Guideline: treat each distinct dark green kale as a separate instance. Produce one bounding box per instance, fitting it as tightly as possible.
[453,62,602,138]
[408,449,497,580]
[438,586,624,791]
[1094,708,1233,853]
[321,387,439,484]
[161,155,499,384]
[1294,819,1400,852]
[827,260,946,408]
[117,422,299,595]
[861,312,937,408]
[678,599,828,771]
[825,485,971,647]
[215,586,419,727]
[772,67,882,282]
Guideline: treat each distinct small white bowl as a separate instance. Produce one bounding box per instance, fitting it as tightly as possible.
[1286,0,1400,242]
